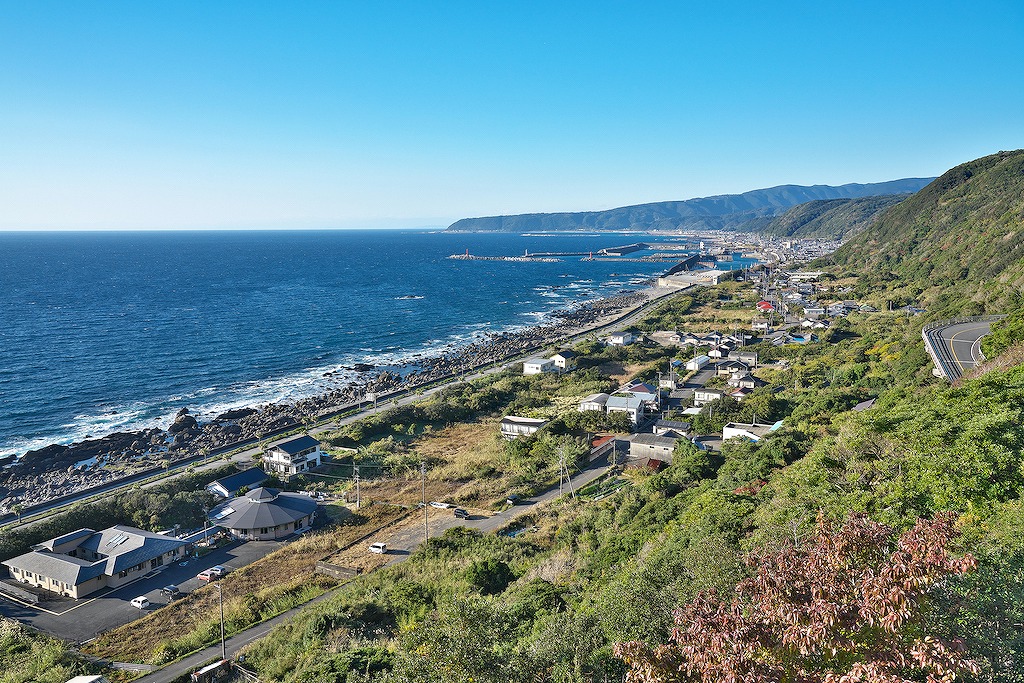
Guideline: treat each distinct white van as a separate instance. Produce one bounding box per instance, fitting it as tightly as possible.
[130,596,150,609]
[368,542,387,554]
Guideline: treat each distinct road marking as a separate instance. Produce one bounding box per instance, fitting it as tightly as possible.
[948,324,990,371]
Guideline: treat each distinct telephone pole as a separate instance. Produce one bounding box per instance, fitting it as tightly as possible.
[354,464,360,509]
[421,461,428,541]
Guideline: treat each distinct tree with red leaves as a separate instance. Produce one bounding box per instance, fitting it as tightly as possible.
[615,512,978,683]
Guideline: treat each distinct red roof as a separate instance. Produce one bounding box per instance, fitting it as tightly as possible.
[756,301,775,311]
[591,434,616,450]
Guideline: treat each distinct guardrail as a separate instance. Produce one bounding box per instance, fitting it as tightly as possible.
[921,315,1005,381]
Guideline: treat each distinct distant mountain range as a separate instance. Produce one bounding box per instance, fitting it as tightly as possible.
[445,178,935,233]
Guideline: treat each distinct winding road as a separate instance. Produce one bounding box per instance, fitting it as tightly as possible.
[922,317,1002,382]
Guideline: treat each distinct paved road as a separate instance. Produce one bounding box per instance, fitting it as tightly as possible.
[924,320,994,381]
[133,455,615,683]
[0,540,284,643]
[2,286,683,530]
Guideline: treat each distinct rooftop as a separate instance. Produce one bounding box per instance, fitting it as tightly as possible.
[269,435,320,455]
[209,487,318,531]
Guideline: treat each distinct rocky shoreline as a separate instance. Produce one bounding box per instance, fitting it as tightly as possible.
[0,291,650,514]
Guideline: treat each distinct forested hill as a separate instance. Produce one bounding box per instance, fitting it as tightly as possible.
[758,195,906,239]
[445,178,933,232]
[831,150,1024,315]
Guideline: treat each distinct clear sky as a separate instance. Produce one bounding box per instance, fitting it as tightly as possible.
[1,1,1022,230]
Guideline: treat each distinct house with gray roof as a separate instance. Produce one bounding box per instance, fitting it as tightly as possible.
[2,525,189,599]
[262,434,322,479]
[209,487,318,541]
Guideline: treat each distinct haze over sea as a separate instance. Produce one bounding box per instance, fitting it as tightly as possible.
[0,229,720,460]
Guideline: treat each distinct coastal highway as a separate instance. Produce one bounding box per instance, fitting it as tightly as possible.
[922,317,1002,382]
[1,284,687,529]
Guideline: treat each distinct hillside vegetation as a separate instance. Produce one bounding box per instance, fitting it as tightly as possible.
[832,150,1024,316]
[758,194,905,239]
[446,179,932,232]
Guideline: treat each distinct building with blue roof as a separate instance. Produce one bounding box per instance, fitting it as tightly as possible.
[206,467,269,498]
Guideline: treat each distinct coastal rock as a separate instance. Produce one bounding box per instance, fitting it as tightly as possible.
[169,414,199,434]
[216,408,257,421]
[353,363,375,372]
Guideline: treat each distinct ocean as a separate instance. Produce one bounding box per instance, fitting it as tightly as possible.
[0,229,751,460]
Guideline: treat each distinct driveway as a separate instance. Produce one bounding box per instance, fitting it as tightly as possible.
[0,539,283,644]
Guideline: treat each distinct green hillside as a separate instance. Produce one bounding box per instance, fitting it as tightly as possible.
[832,150,1024,316]
[760,194,905,239]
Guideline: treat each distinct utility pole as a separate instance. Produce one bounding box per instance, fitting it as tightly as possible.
[354,464,360,509]
[421,461,428,542]
[216,583,226,661]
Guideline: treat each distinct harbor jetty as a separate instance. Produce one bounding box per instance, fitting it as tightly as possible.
[448,249,561,263]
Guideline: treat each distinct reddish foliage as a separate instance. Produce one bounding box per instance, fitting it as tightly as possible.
[614,513,978,683]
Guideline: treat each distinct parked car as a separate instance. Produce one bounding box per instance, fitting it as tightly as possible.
[130,596,150,609]
[160,584,182,600]
[453,508,470,519]
[197,565,227,582]
[505,494,521,506]
[368,542,388,554]
[429,501,452,509]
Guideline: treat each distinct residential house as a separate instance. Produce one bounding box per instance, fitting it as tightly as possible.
[263,435,322,479]
[751,318,772,333]
[716,360,749,377]
[500,416,548,439]
[209,487,318,541]
[2,526,189,599]
[605,395,643,424]
[728,372,763,390]
[727,387,753,401]
[728,350,757,367]
[550,350,577,371]
[628,433,678,461]
[579,393,611,412]
[723,421,783,442]
[607,331,635,346]
[693,388,726,407]
[653,419,691,437]
[522,357,556,375]
[206,467,269,499]
[804,306,826,319]
[708,344,734,359]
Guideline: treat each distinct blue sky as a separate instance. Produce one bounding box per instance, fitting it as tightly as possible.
[1,1,1022,229]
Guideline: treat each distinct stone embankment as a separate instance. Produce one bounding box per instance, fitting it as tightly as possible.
[0,292,646,513]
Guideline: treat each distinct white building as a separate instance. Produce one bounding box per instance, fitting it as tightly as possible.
[608,331,635,346]
[605,395,643,424]
[263,435,322,479]
[722,421,783,442]
[522,357,556,375]
[693,388,726,407]
[550,350,577,370]
[500,416,548,439]
[685,355,710,371]
[579,393,610,412]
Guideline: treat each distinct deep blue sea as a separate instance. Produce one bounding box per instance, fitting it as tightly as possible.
[1,229,751,459]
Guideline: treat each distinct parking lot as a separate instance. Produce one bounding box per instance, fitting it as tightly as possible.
[0,539,283,644]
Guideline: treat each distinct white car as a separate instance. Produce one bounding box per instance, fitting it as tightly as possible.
[429,501,453,509]
[130,596,150,609]
[368,542,388,554]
